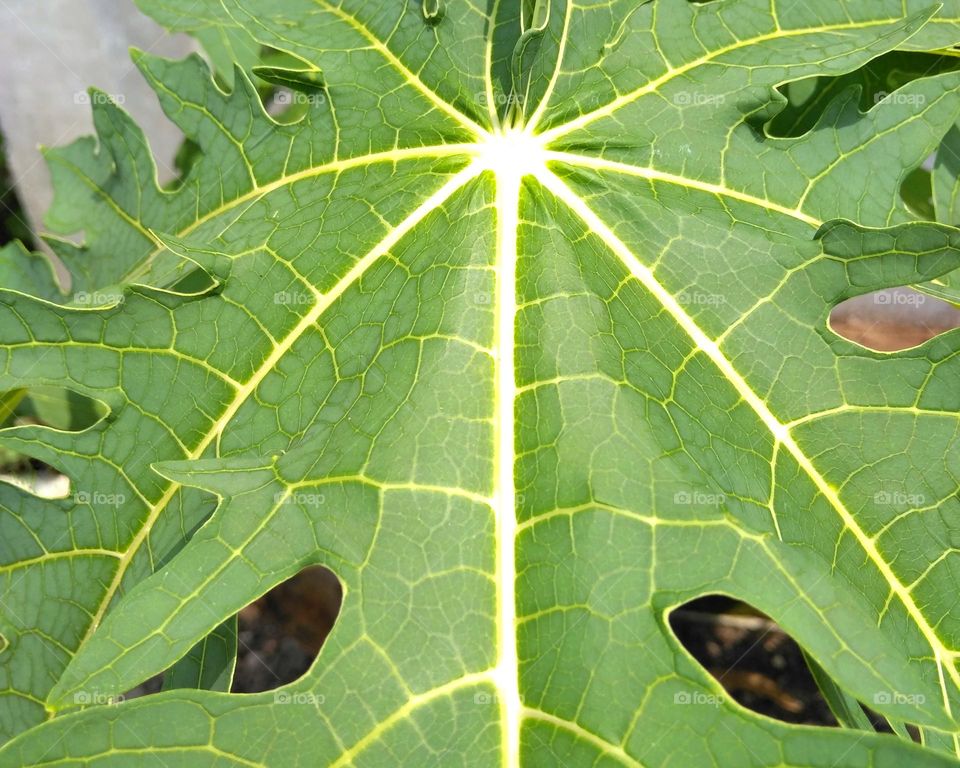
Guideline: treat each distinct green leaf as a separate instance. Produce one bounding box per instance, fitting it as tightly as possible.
[804,651,875,732]
[928,727,960,754]
[770,51,960,138]
[3,1,960,766]
[902,2,960,49]
[888,716,915,742]
[759,49,960,303]
[161,617,236,693]
[133,0,262,85]
[0,242,63,303]
[925,123,960,303]
[0,390,24,428]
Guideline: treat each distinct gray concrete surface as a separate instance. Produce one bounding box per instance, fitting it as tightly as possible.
[0,0,194,235]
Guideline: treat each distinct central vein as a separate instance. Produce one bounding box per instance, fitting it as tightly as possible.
[494,168,521,767]
[486,129,538,768]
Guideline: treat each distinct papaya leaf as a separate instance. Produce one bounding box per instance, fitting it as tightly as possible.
[2,1,960,766]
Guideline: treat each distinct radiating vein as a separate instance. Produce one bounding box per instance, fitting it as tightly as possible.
[535,166,960,704]
[71,162,484,662]
[491,160,522,768]
[523,708,646,768]
[546,151,822,226]
[533,17,910,143]
[121,144,479,284]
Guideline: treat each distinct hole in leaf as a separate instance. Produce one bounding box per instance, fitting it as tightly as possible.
[1,387,104,492]
[120,567,342,701]
[168,265,217,295]
[232,565,342,693]
[830,289,960,352]
[900,166,934,220]
[0,466,69,500]
[123,673,164,702]
[0,386,104,433]
[669,595,835,725]
[167,138,202,192]
[670,596,921,736]
[767,52,960,139]
[0,132,36,249]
